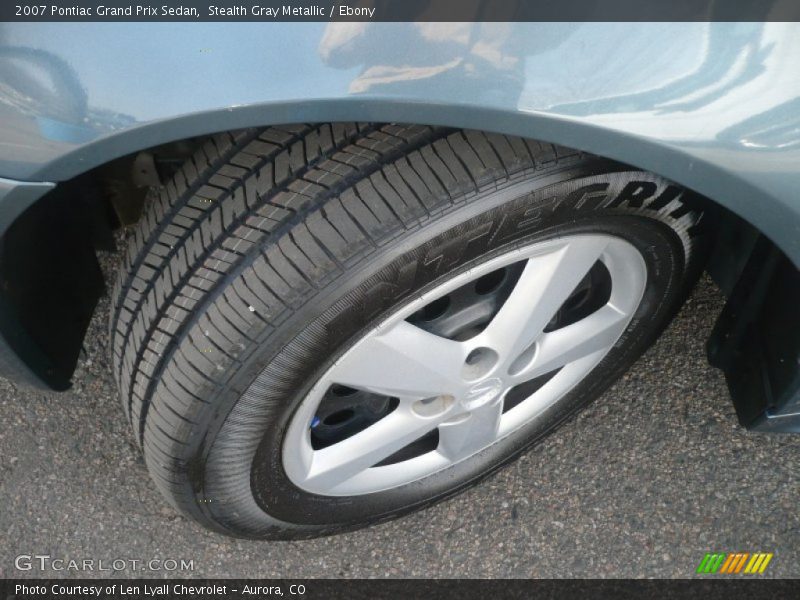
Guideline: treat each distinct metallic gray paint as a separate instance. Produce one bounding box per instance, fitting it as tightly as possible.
[1,21,799,266]
[0,177,54,230]
[0,177,60,389]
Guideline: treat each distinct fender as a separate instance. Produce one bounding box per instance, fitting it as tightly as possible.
[1,21,799,265]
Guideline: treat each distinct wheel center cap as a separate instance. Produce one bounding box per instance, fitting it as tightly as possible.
[462,377,504,410]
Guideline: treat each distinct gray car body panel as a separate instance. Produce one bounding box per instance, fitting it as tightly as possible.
[1,22,799,265]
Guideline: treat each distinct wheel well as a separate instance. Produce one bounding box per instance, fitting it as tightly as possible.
[0,123,764,389]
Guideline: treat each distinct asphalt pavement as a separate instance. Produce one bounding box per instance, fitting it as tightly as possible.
[1,248,798,578]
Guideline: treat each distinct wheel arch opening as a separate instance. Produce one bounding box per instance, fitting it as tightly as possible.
[0,117,781,390]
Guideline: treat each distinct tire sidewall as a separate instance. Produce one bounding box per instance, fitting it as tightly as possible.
[198,168,698,537]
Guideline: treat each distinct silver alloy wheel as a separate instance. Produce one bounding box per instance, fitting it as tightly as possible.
[283,234,647,496]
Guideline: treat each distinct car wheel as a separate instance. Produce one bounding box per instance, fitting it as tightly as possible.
[110,123,706,538]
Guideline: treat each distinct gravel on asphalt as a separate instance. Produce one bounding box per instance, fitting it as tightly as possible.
[1,248,797,578]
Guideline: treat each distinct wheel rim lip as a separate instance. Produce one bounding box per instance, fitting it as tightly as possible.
[282,233,648,497]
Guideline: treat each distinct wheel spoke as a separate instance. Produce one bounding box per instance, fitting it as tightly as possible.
[437,397,504,461]
[481,237,609,366]
[301,408,441,491]
[513,304,628,381]
[283,234,648,497]
[331,320,467,399]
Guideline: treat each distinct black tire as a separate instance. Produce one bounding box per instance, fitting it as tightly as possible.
[110,123,706,539]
